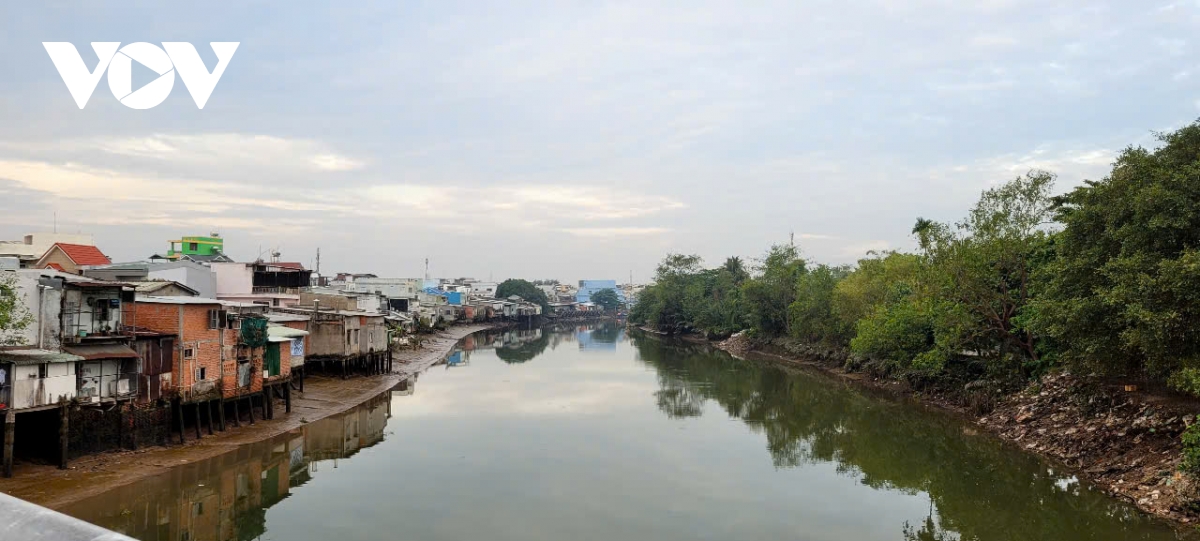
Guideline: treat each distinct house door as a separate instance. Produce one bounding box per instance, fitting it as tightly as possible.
[265,343,281,377]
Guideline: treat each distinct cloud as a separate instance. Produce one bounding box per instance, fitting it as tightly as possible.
[560,227,671,238]
[64,133,365,173]
[0,147,685,241]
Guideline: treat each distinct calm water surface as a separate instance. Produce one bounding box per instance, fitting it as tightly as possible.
[63,325,1192,541]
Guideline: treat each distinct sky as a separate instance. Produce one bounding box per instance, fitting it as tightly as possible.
[0,1,1197,283]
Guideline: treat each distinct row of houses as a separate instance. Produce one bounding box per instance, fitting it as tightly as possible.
[0,261,404,476]
[0,230,623,476]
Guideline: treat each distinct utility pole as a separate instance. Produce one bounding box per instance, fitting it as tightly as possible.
[316,247,321,275]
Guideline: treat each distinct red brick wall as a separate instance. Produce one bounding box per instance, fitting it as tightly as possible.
[132,302,263,400]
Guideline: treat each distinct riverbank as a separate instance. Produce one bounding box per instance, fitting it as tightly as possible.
[0,323,497,510]
[692,330,1200,526]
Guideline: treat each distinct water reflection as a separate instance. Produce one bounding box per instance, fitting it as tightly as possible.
[631,335,1190,541]
[58,327,1192,541]
[62,390,396,541]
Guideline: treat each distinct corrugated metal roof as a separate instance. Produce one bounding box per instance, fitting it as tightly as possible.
[268,325,308,339]
[130,281,199,295]
[135,295,223,305]
[0,348,84,365]
[61,344,139,360]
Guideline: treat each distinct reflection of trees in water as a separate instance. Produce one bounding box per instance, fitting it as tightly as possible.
[630,334,1184,541]
[495,330,551,364]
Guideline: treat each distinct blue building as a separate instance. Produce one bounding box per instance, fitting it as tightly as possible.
[576,280,625,304]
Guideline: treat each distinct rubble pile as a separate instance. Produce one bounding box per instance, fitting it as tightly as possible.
[716,331,755,358]
[979,372,1200,521]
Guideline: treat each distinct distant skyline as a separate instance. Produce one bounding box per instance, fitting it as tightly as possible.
[2,2,1198,282]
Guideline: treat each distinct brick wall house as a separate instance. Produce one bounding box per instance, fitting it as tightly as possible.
[130,297,269,403]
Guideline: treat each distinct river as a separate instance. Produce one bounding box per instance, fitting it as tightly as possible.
[60,324,1191,541]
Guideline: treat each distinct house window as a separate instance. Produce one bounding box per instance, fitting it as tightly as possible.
[346,330,351,345]
[354,329,360,345]
[188,242,198,251]
[183,348,196,359]
[38,364,47,379]
[196,367,206,381]
[207,309,228,329]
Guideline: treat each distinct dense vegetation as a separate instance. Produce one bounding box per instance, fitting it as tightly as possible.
[631,121,1200,398]
[495,278,550,311]
[590,288,622,311]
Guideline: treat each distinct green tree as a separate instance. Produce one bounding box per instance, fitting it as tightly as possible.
[0,273,31,345]
[742,244,805,337]
[788,264,851,344]
[495,278,550,312]
[916,171,1057,376]
[590,288,622,311]
[1033,121,1200,388]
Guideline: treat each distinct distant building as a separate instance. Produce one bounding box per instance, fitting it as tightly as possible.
[0,232,95,268]
[84,260,217,298]
[210,260,312,307]
[576,280,625,304]
[157,233,234,263]
[468,281,498,298]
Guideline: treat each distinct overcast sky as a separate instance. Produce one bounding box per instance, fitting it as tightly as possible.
[0,1,1196,282]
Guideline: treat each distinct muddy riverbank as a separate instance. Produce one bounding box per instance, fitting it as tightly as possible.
[696,330,1200,526]
[0,323,498,510]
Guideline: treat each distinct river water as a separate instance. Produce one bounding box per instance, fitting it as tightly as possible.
[62,324,1191,541]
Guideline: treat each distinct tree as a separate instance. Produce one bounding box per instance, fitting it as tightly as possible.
[1033,121,1200,389]
[590,288,622,311]
[495,279,549,312]
[742,244,805,337]
[0,273,31,345]
[912,171,1056,376]
[788,264,851,345]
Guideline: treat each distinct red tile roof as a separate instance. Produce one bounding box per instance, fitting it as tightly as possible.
[52,243,111,266]
[44,263,66,271]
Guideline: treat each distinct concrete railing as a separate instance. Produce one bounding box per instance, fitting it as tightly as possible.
[0,491,133,541]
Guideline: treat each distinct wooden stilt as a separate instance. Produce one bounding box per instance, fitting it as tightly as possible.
[218,399,226,431]
[175,398,185,444]
[300,366,304,392]
[59,402,69,470]
[4,409,15,478]
[117,402,125,450]
[205,401,214,436]
[193,403,202,440]
[129,403,138,451]
[232,398,241,428]
[285,383,292,413]
[247,396,255,424]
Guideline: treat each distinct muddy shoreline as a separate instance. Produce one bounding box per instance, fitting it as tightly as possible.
[656,329,1200,527]
[0,323,499,511]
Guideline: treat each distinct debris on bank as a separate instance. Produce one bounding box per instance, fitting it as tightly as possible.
[979,372,1199,522]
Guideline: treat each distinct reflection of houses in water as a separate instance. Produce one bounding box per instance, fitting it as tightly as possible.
[64,391,394,541]
[392,376,415,397]
[576,324,624,351]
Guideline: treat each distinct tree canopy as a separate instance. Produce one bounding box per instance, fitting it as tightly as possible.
[590,288,622,311]
[495,278,549,311]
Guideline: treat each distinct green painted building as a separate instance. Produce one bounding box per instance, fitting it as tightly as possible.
[166,234,226,260]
